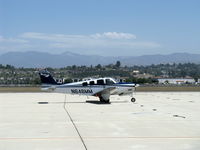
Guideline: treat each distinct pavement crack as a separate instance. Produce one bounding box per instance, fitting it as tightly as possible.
[63,94,88,150]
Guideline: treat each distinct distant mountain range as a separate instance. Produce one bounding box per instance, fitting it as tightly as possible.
[0,51,200,68]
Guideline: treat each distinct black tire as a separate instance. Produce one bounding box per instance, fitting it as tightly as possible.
[131,98,136,103]
[100,97,110,103]
[104,99,110,103]
[100,97,104,102]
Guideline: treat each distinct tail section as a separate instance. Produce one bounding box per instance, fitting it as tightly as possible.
[39,69,59,85]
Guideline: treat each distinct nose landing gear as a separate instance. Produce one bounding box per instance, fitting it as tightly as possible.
[131,97,136,103]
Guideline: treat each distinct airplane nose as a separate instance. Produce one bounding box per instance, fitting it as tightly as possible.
[128,83,136,87]
[136,84,140,87]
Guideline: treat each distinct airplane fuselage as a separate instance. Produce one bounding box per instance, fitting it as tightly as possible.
[39,70,137,103]
[42,82,135,96]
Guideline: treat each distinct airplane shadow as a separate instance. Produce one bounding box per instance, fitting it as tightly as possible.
[38,100,129,105]
[46,101,110,105]
[86,100,129,105]
[86,100,111,105]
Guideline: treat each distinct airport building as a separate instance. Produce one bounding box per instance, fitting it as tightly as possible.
[158,78,195,84]
[198,79,200,83]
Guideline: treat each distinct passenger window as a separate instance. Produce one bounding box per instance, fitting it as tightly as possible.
[106,79,114,85]
[89,81,95,85]
[82,82,88,86]
[97,79,105,85]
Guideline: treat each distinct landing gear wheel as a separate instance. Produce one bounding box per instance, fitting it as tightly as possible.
[131,98,136,103]
[100,97,110,103]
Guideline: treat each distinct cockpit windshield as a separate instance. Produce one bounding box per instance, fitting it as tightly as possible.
[105,79,115,85]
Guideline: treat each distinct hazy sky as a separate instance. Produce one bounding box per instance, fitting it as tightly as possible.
[0,0,200,56]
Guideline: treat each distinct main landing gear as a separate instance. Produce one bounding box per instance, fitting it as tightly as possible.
[98,93,110,103]
[99,96,110,103]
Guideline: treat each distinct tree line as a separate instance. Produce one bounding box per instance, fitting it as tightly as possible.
[0,62,200,85]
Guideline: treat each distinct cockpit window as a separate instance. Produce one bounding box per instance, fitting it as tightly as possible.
[97,79,105,85]
[106,79,115,85]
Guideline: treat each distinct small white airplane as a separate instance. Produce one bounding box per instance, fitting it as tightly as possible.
[39,69,137,103]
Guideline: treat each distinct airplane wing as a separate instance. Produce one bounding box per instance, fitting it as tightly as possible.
[92,87,116,96]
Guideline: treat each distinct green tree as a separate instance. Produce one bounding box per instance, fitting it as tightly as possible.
[115,61,121,68]
[96,64,102,69]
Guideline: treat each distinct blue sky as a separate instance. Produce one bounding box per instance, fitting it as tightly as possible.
[0,0,200,56]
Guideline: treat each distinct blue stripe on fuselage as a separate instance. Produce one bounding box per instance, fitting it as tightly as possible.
[54,83,135,88]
